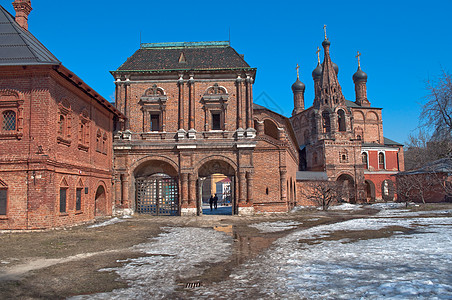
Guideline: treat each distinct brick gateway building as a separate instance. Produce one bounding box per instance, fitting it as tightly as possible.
[111,36,403,216]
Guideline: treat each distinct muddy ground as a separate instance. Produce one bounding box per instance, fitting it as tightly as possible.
[0,203,450,300]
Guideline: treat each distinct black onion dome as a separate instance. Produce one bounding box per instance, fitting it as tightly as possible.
[332,62,339,75]
[292,78,305,92]
[312,63,323,79]
[353,66,368,82]
[322,39,331,47]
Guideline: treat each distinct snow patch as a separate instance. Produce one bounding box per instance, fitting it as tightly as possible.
[249,221,301,233]
[88,217,125,228]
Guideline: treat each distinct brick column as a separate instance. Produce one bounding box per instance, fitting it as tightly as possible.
[238,171,246,204]
[181,173,188,207]
[178,76,185,130]
[280,169,287,202]
[115,173,122,206]
[245,76,253,129]
[236,76,244,129]
[246,171,253,204]
[188,76,195,130]
[121,173,130,208]
[124,79,131,129]
[188,173,196,206]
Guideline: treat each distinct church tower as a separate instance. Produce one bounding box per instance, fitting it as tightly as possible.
[353,52,370,107]
[292,64,305,116]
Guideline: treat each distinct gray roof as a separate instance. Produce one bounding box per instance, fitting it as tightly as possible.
[384,137,403,146]
[398,158,452,176]
[116,41,251,72]
[296,171,328,181]
[0,5,60,66]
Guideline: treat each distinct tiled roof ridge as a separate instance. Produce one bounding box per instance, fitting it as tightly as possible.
[140,41,230,49]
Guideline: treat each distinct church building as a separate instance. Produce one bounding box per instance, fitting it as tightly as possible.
[291,31,404,203]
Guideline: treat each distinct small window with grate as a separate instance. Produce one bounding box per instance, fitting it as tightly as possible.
[60,188,67,213]
[212,112,221,130]
[3,110,16,131]
[76,188,82,211]
[0,189,6,215]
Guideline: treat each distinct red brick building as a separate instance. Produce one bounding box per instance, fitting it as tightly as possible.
[112,41,299,215]
[291,35,404,203]
[0,1,124,229]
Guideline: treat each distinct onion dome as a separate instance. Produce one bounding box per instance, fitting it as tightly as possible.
[353,66,368,82]
[332,62,339,75]
[322,39,331,47]
[312,63,323,79]
[292,78,305,92]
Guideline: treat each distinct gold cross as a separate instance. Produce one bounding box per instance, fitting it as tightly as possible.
[323,24,327,39]
[316,47,321,63]
[356,51,361,67]
[296,64,300,78]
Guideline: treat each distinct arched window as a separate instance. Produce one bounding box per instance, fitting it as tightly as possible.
[322,111,331,133]
[362,152,368,169]
[59,115,65,135]
[60,178,69,214]
[378,152,385,169]
[2,110,16,131]
[340,150,349,163]
[338,110,346,132]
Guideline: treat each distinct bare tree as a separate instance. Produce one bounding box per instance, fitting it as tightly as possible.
[299,181,341,211]
[422,70,452,137]
[397,172,443,204]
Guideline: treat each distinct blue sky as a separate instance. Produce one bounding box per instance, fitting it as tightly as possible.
[6,0,451,143]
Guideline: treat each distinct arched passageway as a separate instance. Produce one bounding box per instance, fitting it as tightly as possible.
[337,174,356,203]
[365,180,376,202]
[95,184,107,216]
[134,160,179,216]
[197,159,236,216]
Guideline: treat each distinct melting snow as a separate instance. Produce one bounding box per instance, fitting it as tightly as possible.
[249,221,301,233]
[70,227,232,300]
[88,217,125,228]
[327,203,363,211]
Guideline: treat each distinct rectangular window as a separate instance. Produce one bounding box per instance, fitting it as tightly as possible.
[60,188,67,213]
[76,188,82,211]
[150,114,160,131]
[212,112,221,130]
[0,189,6,215]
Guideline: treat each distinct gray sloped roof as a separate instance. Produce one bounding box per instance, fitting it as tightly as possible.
[116,41,251,72]
[0,5,60,66]
[296,171,328,181]
[398,158,452,176]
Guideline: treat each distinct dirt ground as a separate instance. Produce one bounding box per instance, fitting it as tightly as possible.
[0,203,450,300]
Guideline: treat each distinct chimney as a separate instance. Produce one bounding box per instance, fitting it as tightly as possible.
[12,0,32,31]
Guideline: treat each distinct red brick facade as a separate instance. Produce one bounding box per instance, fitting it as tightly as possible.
[0,64,123,229]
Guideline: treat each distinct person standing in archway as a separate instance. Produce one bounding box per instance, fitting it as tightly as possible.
[209,195,214,211]
[213,194,218,210]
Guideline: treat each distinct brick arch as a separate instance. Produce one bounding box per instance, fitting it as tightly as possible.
[94,180,108,216]
[204,84,228,95]
[130,155,179,177]
[195,155,237,176]
[263,118,279,140]
[0,89,21,99]
[366,111,379,121]
[353,111,365,121]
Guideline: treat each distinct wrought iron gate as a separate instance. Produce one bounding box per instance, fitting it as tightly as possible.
[136,173,179,216]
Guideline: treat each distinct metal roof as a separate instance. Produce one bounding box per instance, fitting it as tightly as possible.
[116,42,251,72]
[0,5,60,66]
[296,171,328,181]
[397,158,452,176]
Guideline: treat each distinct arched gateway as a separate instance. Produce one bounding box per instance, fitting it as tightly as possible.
[134,160,179,216]
[197,159,236,215]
